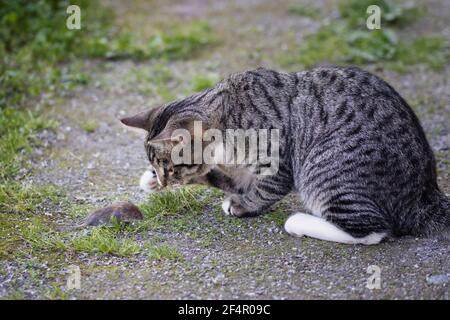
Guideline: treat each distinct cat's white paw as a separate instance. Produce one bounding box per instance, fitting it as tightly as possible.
[222,198,233,216]
[139,170,158,193]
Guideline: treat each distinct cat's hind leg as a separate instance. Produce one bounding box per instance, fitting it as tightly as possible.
[284,213,386,245]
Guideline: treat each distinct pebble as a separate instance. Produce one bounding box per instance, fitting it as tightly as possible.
[426,274,449,285]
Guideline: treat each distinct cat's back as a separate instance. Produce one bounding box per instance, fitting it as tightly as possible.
[292,66,430,148]
[290,66,448,237]
[293,65,405,106]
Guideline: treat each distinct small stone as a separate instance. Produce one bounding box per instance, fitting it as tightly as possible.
[85,201,144,226]
[426,274,449,285]
[98,122,110,133]
[212,273,225,284]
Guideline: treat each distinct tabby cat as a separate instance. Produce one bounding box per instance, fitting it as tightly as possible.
[121,66,450,245]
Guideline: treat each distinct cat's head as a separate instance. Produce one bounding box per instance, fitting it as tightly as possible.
[120,105,213,188]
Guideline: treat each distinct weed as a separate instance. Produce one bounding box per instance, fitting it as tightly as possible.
[281,0,449,71]
[147,244,182,261]
[0,0,112,109]
[338,0,424,28]
[397,37,450,71]
[45,285,69,300]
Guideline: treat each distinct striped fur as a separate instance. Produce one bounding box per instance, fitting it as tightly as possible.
[122,66,450,241]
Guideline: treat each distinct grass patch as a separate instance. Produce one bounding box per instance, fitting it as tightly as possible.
[0,107,62,258]
[191,74,220,92]
[292,23,449,70]
[20,218,68,252]
[1,2,216,109]
[0,214,28,259]
[81,119,99,133]
[2,290,26,300]
[145,21,216,60]
[139,186,210,218]
[0,107,63,260]
[397,37,450,71]
[287,5,320,19]
[338,0,424,28]
[137,186,223,233]
[263,209,288,227]
[147,244,182,261]
[70,228,140,256]
[20,218,140,257]
[45,285,69,300]
[0,0,117,262]
[0,108,57,180]
[0,184,61,214]
[101,21,216,61]
[0,0,112,109]
[280,0,449,71]
[122,63,176,100]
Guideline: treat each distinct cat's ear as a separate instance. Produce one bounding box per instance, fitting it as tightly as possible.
[147,118,205,147]
[147,129,184,148]
[120,109,153,135]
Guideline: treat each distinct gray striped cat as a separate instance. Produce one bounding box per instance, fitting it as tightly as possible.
[121,66,450,245]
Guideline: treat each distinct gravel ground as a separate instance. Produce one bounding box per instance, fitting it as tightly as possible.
[1,0,449,299]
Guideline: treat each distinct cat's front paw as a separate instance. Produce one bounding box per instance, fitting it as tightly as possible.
[221,196,249,217]
[139,169,159,193]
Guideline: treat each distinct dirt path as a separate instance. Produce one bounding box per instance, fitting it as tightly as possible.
[2,0,449,299]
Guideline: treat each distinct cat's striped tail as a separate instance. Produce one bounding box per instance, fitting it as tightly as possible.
[441,192,450,240]
[419,189,450,239]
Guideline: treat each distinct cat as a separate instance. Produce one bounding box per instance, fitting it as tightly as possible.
[123,66,450,245]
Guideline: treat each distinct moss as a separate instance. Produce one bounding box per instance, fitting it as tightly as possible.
[263,209,288,227]
[81,119,99,133]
